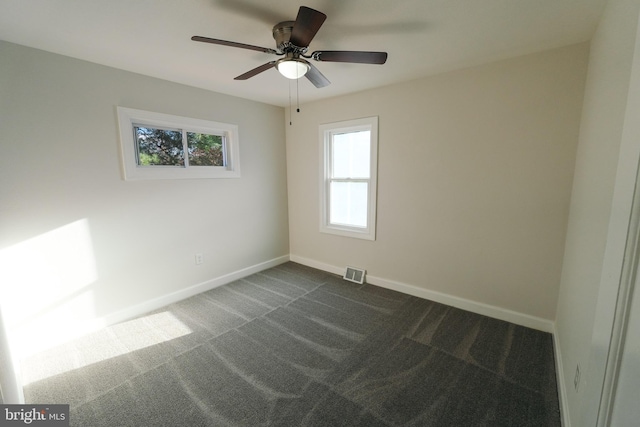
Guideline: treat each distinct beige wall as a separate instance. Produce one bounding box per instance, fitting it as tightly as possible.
[555,0,640,425]
[286,44,589,321]
[0,41,288,351]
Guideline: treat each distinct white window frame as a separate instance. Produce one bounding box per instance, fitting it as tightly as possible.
[319,116,378,240]
[117,107,241,180]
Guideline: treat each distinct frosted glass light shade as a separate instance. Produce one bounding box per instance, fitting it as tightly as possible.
[277,59,310,79]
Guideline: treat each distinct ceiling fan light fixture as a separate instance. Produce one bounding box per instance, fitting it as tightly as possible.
[277,58,310,79]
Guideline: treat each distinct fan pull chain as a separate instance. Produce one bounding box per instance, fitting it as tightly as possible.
[296,76,300,113]
[289,79,292,125]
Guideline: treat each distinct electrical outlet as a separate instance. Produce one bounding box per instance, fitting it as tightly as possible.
[195,253,203,265]
[574,364,581,391]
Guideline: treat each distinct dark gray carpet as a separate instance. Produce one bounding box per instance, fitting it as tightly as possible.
[22,262,561,426]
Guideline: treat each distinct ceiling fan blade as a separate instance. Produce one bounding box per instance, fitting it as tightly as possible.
[234,61,277,80]
[305,63,330,88]
[312,51,388,64]
[290,6,327,47]
[191,36,278,55]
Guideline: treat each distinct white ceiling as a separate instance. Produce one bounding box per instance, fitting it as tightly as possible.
[0,0,606,107]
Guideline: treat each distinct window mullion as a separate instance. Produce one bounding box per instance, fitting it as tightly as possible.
[330,178,369,182]
[221,134,228,169]
[182,129,189,168]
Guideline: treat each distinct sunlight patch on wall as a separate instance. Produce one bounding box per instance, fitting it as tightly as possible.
[0,219,99,357]
[20,311,192,385]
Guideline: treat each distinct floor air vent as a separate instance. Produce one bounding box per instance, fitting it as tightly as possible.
[344,266,366,284]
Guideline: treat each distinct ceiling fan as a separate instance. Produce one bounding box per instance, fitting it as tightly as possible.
[191,5,388,88]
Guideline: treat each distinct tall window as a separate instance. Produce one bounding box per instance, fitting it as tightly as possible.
[320,117,378,240]
[117,107,240,180]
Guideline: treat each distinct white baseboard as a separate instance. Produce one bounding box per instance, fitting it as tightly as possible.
[102,254,290,327]
[289,254,554,333]
[553,326,571,427]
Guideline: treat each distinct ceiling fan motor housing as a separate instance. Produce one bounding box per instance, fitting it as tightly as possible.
[272,21,305,53]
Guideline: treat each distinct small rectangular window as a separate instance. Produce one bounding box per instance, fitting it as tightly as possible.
[117,107,240,180]
[320,117,378,240]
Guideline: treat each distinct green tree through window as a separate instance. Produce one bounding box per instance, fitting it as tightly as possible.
[187,132,224,166]
[135,126,184,166]
[134,126,225,167]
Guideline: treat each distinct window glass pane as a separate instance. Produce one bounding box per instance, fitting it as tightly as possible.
[134,126,184,166]
[332,131,370,178]
[330,181,368,228]
[187,132,225,166]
